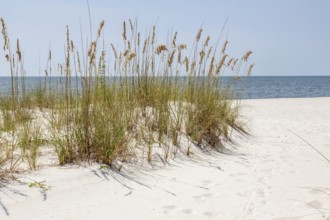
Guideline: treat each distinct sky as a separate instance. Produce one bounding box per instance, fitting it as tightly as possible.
[0,0,329,76]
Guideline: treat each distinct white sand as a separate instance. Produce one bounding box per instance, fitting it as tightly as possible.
[1,97,330,220]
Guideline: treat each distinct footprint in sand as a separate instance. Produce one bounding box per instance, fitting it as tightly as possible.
[163,205,177,214]
[306,200,323,209]
[201,180,211,185]
[181,209,196,215]
[308,188,324,195]
[201,179,218,188]
[257,189,265,197]
[203,210,219,217]
[192,193,213,203]
[229,172,247,177]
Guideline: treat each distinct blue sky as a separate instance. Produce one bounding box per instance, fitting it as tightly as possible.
[0,0,329,76]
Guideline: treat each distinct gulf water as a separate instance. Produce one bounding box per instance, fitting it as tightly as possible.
[0,76,329,99]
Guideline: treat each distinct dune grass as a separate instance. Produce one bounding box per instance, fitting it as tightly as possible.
[0,18,254,179]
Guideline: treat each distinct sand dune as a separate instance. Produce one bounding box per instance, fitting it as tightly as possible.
[1,97,330,220]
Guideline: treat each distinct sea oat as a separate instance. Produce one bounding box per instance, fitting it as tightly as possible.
[137,32,141,47]
[168,50,176,67]
[242,50,253,61]
[66,26,71,75]
[76,51,81,73]
[199,50,205,64]
[178,44,187,51]
[208,56,215,76]
[204,35,210,47]
[129,19,134,32]
[247,63,255,76]
[177,51,182,63]
[66,26,70,50]
[183,57,189,72]
[142,39,148,54]
[127,41,131,50]
[111,44,118,59]
[1,18,9,51]
[16,39,22,62]
[156,44,168,55]
[97,20,105,38]
[221,40,228,54]
[190,60,196,73]
[216,54,228,74]
[151,26,156,45]
[70,40,75,52]
[122,21,127,41]
[123,49,130,57]
[128,52,136,60]
[196,28,203,42]
[172,32,178,47]
[88,41,96,65]
[126,50,136,62]
[231,58,238,70]
[226,58,234,67]
[207,46,213,58]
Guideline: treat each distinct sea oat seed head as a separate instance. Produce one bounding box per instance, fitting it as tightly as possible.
[177,51,182,63]
[97,20,105,38]
[190,60,196,73]
[184,57,189,72]
[70,40,75,52]
[123,49,130,57]
[122,21,127,41]
[221,40,228,54]
[226,58,234,67]
[128,52,136,60]
[168,50,176,67]
[88,41,96,65]
[207,46,213,58]
[231,58,238,70]
[1,17,9,51]
[129,19,134,32]
[76,51,81,73]
[196,28,203,42]
[152,26,156,44]
[242,50,253,61]
[16,39,22,62]
[172,32,178,48]
[199,50,205,64]
[142,39,148,54]
[127,41,131,50]
[156,44,168,55]
[137,32,141,47]
[204,35,210,47]
[208,56,215,76]
[216,54,228,74]
[178,43,187,51]
[111,44,118,59]
[247,63,255,76]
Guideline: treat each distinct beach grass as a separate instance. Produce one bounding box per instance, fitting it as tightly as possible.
[0,18,254,179]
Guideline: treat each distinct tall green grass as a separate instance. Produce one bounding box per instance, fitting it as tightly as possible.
[0,18,254,178]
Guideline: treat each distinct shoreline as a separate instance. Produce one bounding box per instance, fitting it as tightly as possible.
[1,97,330,219]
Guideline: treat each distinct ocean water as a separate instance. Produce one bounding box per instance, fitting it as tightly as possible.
[233,76,330,99]
[0,76,329,99]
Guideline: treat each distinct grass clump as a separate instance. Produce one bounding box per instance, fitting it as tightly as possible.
[0,17,254,179]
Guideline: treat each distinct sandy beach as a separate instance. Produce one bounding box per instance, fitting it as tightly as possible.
[1,97,329,220]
